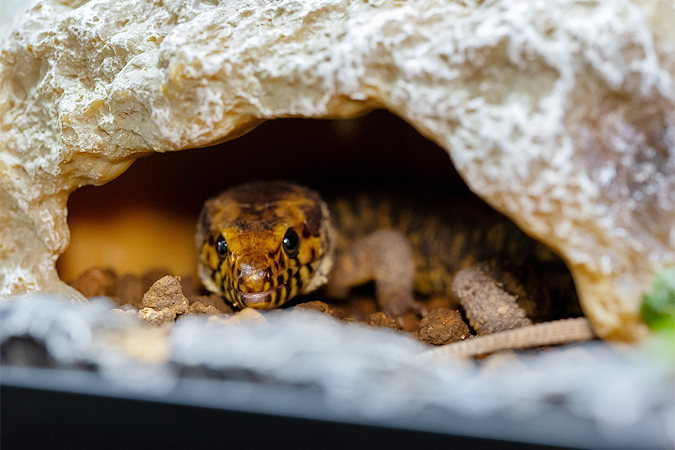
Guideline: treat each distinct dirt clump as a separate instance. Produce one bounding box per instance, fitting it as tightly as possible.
[187,301,221,316]
[71,267,117,298]
[452,262,532,335]
[138,307,177,326]
[396,312,420,333]
[115,273,145,309]
[294,300,333,314]
[138,275,190,326]
[190,293,233,314]
[141,275,189,313]
[418,308,470,345]
[368,312,401,330]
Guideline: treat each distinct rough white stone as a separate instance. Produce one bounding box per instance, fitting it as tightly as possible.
[0,0,673,340]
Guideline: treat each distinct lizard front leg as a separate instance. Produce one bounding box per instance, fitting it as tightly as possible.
[327,229,422,317]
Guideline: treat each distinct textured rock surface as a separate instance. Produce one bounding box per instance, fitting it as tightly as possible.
[0,0,673,340]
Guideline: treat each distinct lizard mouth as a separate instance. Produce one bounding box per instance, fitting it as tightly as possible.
[235,284,285,309]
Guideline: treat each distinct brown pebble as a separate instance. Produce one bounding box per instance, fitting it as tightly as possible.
[294,301,333,314]
[397,312,420,333]
[142,275,189,315]
[116,273,145,309]
[368,312,401,330]
[187,301,221,316]
[418,308,470,345]
[190,293,233,314]
[71,267,117,298]
[138,307,176,326]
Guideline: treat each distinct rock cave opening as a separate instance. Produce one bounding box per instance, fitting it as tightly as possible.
[57,109,579,320]
[57,110,467,281]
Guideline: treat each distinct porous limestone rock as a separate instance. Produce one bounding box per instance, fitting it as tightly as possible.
[0,0,673,340]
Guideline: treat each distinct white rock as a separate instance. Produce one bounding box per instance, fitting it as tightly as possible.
[1,0,673,340]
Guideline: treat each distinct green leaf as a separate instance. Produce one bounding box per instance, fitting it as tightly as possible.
[641,268,675,332]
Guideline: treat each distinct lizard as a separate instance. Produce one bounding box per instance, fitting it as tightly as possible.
[196,180,594,352]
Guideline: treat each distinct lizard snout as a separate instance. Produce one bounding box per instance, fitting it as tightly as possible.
[236,261,272,293]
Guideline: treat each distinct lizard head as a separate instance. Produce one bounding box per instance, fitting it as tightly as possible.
[196,181,334,310]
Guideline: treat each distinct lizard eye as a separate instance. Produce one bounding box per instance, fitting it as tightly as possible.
[215,235,228,258]
[282,228,299,257]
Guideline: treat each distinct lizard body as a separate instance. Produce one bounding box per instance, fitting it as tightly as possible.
[196,181,575,326]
